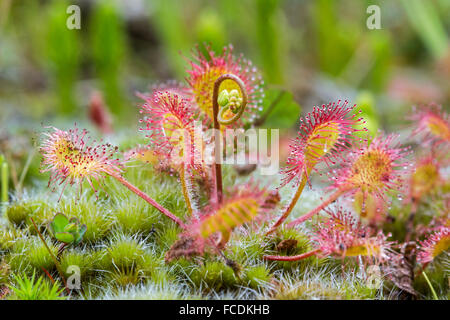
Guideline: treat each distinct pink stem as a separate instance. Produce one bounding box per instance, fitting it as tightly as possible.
[265,175,308,235]
[212,74,248,205]
[287,187,351,228]
[112,174,186,229]
[263,249,320,261]
[30,218,69,295]
[180,164,193,216]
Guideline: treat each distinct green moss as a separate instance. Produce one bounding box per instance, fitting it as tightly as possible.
[108,166,187,225]
[156,225,181,250]
[90,234,155,288]
[0,261,10,285]
[263,227,320,272]
[268,227,312,253]
[100,234,146,272]
[113,199,159,235]
[106,269,142,287]
[0,227,25,251]
[28,243,56,272]
[147,267,173,286]
[7,272,66,300]
[272,282,342,299]
[6,200,53,228]
[139,252,171,285]
[265,266,380,300]
[58,198,113,243]
[153,189,188,221]
[189,260,239,291]
[82,277,111,299]
[97,282,197,300]
[8,236,57,275]
[228,231,268,264]
[99,239,170,288]
[59,249,102,280]
[6,204,29,227]
[244,265,272,289]
[166,257,196,279]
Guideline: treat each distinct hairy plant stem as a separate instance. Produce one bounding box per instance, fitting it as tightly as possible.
[287,186,352,228]
[263,248,320,261]
[57,243,68,260]
[111,173,186,229]
[30,218,69,295]
[40,267,56,284]
[180,164,193,217]
[266,174,309,235]
[212,74,248,205]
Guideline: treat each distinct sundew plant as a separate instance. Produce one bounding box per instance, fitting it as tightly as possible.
[0,1,449,302]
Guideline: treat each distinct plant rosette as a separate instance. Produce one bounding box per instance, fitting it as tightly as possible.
[49,213,87,246]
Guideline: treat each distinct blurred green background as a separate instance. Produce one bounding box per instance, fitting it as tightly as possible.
[0,0,449,136]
